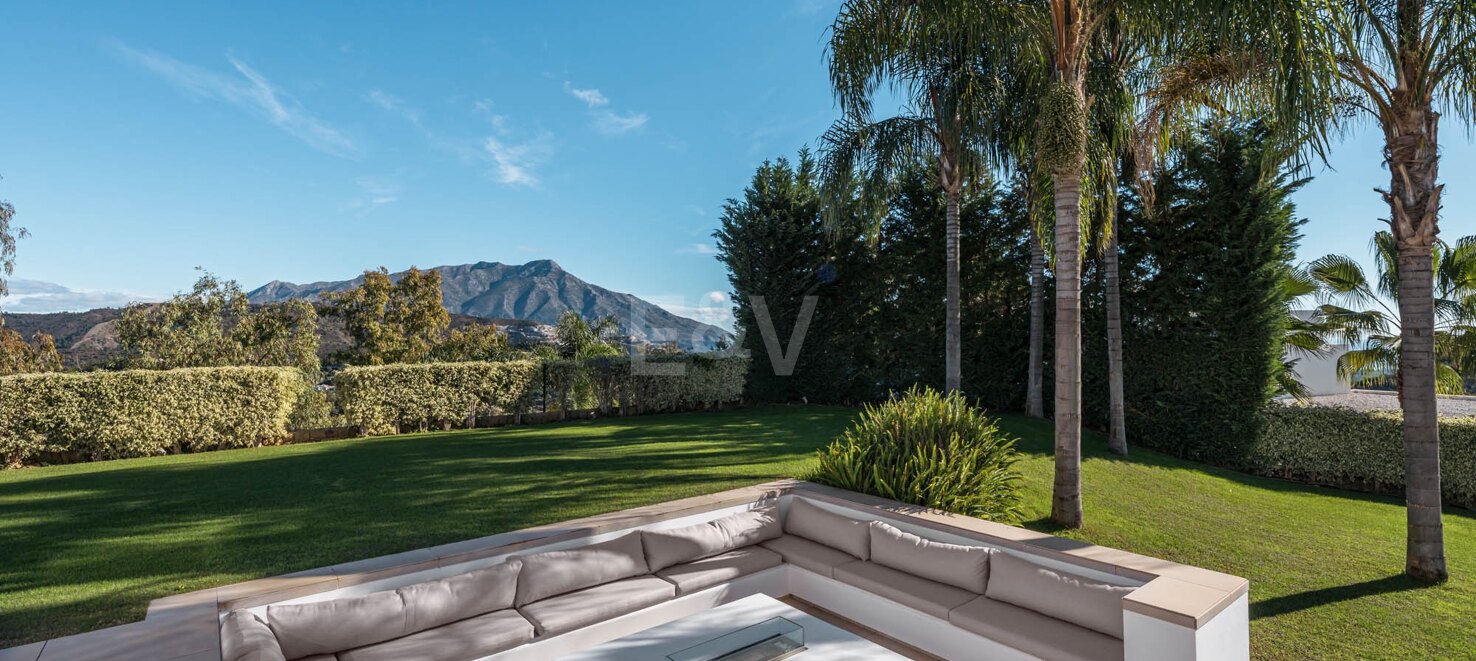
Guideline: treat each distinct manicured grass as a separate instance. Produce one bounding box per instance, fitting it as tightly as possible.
[1,405,1472,658]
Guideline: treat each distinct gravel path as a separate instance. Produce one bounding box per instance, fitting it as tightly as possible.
[1297,390,1476,418]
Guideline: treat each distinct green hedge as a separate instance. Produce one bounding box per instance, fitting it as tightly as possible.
[0,367,301,465]
[333,360,540,435]
[1252,405,1476,509]
[335,356,748,435]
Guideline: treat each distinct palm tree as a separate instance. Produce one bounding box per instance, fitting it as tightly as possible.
[1309,232,1475,397]
[1259,0,1476,582]
[821,1,1015,394]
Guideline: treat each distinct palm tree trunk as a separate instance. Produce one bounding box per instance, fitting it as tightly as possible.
[945,189,962,393]
[1104,229,1127,455]
[1028,222,1045,417]
[1384,93,1446,581]
[1051,169,1084,528]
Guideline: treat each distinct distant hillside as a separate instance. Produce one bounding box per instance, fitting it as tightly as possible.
[249,260,731,350]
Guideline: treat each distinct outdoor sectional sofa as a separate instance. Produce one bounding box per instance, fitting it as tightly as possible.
[2,481,1248,661]
[218,493,1236,661]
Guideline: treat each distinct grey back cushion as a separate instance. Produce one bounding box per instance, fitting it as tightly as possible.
[397,559,521,633]
[985,551,1136,639]
[783,498,870,559]
[220,610,286,661]
[267,590,407,659]
[514,531,649,607]
[869,521,993,593]
[642,507,782,572]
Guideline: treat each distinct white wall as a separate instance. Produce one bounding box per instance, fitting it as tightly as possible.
[1288,344,1349,396]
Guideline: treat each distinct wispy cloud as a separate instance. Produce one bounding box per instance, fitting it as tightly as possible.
[566,81,648,136]
[594,110,649,136]
[368,92,552,188]
[344,175,402,213]
[679,243,719,256]
[564,82,608,108]
[365,89,422,129]
[111,42,357,157]
[484,135,549,186]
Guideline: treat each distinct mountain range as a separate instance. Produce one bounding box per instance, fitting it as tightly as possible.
[1,260,731,368]
[247,260,731,350]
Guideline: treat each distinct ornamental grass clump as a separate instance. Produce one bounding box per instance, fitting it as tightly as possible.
[809,386,1023,522]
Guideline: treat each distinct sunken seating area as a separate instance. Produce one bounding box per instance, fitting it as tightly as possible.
[12,481,1246,661]
[214,486,1247,661]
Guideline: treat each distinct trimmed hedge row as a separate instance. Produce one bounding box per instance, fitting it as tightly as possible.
[0,367,301,465]
[334,356,749,435]
[333,360,540,436]
[1251,405,1476,509]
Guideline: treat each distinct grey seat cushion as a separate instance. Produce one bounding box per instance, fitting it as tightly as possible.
[656,546,783,595]
[760,535,861,578]
[833,561,978,619]
[869,521,993,593]
[267,590,407,660]
[985,552,1135,638]
[336,608,534,661]
[641,507,782,572]
[220,610,286,661]
[397,560,521,633]
[950,596,1124,661]
[514,532,649,607]
[518,575,676,636]
[783,498,870,559]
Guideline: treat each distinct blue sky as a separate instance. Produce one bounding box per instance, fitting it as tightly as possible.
[0,1,1472,330]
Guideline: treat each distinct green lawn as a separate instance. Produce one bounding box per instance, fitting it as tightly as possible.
[0,406,1472,658]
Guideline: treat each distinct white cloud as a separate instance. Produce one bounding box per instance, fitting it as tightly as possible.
[679,243,718,255]
[1,279,158,313]
[484,134,551,187]
[111,42,357,157]
[564,82,609,108]
[594,110,649,136]
[703,291,728,304]
[565,81,647,135]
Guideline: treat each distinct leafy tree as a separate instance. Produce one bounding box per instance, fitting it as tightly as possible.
[0,199,24,303]
[1309,232,1475,396]
[0,329,62,376]
[118,271,320,377]
[431,323,514,362]
[325,267,450,365]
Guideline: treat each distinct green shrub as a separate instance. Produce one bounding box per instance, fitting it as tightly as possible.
[0,367,300,465]
[334,360,540,435]
[1251,405,1476,508]
[808,386,1024,522]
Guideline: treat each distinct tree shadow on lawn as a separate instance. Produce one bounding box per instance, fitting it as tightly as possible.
[1250,575,1426,620]
[0,407,857,645]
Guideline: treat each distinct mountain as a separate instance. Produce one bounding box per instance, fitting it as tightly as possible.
[248,260,731,350]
